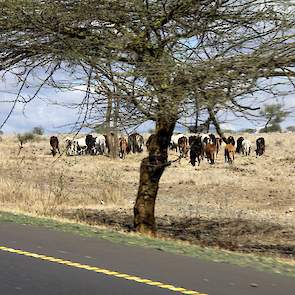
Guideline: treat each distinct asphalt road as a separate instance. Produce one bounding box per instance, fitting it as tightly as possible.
[0,222,294,295]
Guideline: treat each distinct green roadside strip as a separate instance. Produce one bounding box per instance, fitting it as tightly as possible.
[0,211,294,277]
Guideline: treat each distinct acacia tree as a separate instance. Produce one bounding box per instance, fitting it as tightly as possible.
[1,0,295,235]
[260,103,290,132]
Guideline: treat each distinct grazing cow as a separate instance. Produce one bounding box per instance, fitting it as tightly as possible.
[119,137,128,159]
[189,136,203,167]
[204,143,217,165]
[208,133,216,144]
[65,139,78,156]
[241,139,251,156]
[178,136,189,158]
[224,143,236,163]
[170,133,185,152]
[49,136,60,157]
[255,137,265,157]
[226,136,235,146]
[85,134,97,155]
[188,135,198,146]
[76,137,87,155]
[94,134,106,155]
[128,133,144,153]
[65,138,87,156]
[236,136,244,154]
[201,133,210,145]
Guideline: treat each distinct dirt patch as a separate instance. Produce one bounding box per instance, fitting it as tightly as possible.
[60,208,295,258]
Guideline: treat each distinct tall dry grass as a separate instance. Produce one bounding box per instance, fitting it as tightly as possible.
[0,132,294,228]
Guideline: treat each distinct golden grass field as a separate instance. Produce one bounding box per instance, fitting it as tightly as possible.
[0,132,294,257]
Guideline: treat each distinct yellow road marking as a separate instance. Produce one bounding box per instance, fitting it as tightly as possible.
[0,245,207,295]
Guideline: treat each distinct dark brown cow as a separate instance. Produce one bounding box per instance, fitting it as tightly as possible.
[189,136,203,167]
[226,136,235,146]
[236,136,244,154]
[50,136,60,157]
[178,136,189,158]
[128,133,144,153]
[256,137,265,157]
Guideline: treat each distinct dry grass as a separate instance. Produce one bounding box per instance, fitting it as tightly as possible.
[0,133,294,257]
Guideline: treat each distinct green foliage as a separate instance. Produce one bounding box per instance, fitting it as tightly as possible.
[260,104,290,130]
[93,124,107,134]
[32,126,44,135]
[221,129,236,134]
[17,132,35,144]
[260,124,282,133]
[286,126,295,132]
[240,128,256,134]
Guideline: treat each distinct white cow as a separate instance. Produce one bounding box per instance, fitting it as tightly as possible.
[242,139,251,156]
[95,134,106,155]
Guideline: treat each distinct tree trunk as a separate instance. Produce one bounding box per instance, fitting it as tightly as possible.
[133,118,176,236]
[208,108,227,143]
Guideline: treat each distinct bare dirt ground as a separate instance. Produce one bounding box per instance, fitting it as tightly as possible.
[0,133,294,258]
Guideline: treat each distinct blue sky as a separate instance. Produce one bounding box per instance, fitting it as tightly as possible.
[0,74,294,134]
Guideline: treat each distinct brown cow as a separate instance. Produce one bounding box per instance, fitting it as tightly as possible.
[49,136,60,157]
[224,143,235,163]
[119,137,128,159]
[204,143,217,165]
[178,136,189,158]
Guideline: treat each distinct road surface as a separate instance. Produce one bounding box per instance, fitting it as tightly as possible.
[0,222,294,295]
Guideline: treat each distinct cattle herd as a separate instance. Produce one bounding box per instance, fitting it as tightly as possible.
[49,132,266,166]
[49,133,144,159]
[168,133,265,166]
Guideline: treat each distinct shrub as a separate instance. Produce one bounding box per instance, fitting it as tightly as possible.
[17,132,35,144]
[260,124,281,133]
[32,126,44,135]
[286,126,295,132]
[240,128,256,134]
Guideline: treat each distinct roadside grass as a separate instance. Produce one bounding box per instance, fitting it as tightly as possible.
[0,210,294,278]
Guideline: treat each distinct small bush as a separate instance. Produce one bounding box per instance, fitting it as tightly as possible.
[240,128,256,134]
[260,124,281,133]
[17,132,35,144]
[286,126,295,132]
[32,126,44,135]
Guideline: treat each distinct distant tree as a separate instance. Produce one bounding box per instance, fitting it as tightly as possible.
[0,130,3,135]
[32,126,44,136]
[260,104,290,132]
[286,126,295,132]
